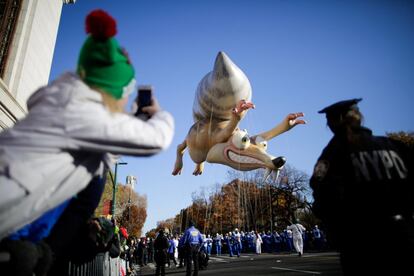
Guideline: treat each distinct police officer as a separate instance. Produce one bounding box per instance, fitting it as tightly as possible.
[181,221,203,276]
[310,98,413,275]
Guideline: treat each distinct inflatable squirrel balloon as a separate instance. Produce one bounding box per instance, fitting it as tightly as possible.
[172,51,305,177]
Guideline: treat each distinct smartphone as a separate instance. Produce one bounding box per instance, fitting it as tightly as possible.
[135,85,153,117]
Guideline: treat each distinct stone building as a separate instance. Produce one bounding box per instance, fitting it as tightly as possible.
[0,0,75,130]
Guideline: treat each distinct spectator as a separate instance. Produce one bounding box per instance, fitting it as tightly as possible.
[46,176,109,274]
[177,234,186,268]
[310,98,413,274]
[137,237,148,267]
[108,223,122,258]
[167,235,177,267]
[173,234,179,260]
[154,229,169,276]
[0,9,174,275]
[147,237,154,263]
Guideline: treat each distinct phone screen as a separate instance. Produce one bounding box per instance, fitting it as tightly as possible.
[138,89,152,107]
[135,86,153,118]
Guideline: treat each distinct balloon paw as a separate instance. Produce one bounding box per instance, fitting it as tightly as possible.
[172,168,182,175]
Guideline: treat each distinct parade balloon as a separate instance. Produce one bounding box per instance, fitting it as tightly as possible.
[172,51,305,177]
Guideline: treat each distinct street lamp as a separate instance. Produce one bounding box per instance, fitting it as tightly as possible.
[111,161,127,216]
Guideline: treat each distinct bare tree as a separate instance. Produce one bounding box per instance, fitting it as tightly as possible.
[160,164,312,235]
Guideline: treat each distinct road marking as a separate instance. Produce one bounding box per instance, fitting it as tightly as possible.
[271,267,322,274]
[209,257,229,263]
[218,255,237,259]
[302,252,339,257]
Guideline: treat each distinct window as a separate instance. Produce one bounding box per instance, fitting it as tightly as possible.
[0,0,22,77]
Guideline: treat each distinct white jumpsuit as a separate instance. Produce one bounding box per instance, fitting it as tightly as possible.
[287,223,306,255]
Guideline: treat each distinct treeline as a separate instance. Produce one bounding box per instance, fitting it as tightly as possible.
[387,131,414,146]
[95,171,148,237]
[150,164,319,237]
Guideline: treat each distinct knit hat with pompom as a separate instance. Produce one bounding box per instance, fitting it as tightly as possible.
[120,227,128,239]
[77,9,135,99]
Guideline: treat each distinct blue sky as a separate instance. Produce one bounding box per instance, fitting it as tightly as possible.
[51,0,414,233]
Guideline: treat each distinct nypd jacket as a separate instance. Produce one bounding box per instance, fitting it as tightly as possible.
[310,126,413,245]
[0,72,174,239]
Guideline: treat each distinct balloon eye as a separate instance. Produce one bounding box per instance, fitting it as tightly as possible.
[232,131,250,149]
[253,135,267,150]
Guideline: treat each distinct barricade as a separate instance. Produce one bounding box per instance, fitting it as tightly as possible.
[68,252,126,276]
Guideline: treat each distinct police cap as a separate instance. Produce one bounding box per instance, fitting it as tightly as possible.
[318,98,362,116]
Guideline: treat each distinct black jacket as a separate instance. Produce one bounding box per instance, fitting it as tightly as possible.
[310,126,413,249]
[153,234,169,265]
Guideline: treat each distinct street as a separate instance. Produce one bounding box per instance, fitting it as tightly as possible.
[136,252,343,276]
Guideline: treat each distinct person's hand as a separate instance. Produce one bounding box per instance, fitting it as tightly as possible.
[88,219,102,245]
[141,97,161,117]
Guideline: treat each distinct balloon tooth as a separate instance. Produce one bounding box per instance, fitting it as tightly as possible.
[263,168,272,182]
[274,169,280,182]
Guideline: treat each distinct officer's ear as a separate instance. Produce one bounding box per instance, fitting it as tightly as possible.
[344,109,363,126]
